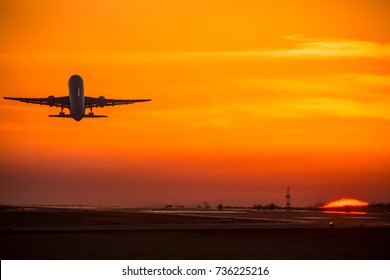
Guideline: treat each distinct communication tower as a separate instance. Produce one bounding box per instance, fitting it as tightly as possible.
[286,186,291,208]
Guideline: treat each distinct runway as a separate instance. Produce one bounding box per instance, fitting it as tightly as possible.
[1,207,389,259]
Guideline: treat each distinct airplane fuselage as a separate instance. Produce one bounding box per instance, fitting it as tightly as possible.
[68,75,85,121]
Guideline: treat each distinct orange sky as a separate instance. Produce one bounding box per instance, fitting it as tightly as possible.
[1,0,389,207]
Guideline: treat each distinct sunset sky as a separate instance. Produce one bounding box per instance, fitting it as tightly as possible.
[1,0,389,207]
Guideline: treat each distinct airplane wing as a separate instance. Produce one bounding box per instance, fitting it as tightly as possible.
[85,96,152,108]
[3,96,70,108]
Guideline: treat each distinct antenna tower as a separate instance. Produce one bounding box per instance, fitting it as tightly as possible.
[286,186,291,208]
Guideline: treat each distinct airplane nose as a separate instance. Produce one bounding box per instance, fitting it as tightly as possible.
[69,74,83,84]
[70,74,81,80]
[69,75,84,91]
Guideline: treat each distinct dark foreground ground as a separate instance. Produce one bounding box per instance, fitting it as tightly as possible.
[1,207,389,259]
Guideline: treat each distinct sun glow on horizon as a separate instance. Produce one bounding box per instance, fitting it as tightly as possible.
[321,198,369,208]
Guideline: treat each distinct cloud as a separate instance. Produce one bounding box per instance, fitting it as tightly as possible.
[277,35,390,58]
[285,97,390,120]
[4,36,390,61]
[229,73,390,120]
[171,36,390,59]
[232,74,390,102]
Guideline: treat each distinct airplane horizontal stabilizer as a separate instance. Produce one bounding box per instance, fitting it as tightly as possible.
[49,114,108,118]
[83,114,108,118]
[49,114,73,118]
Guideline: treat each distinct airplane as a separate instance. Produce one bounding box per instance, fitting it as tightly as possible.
[3,74,152,121]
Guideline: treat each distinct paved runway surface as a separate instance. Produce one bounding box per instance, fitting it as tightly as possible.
[1,207,389,259]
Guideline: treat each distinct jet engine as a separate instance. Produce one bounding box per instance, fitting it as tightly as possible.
[97,96,106,107]
[47,95,56,107]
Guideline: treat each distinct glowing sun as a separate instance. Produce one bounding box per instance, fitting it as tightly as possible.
[321,198,368,208]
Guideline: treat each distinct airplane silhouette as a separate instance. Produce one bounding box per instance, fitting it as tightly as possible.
[3,74,151,121]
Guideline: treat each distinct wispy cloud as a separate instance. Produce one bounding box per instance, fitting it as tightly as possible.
[230,73,390,120]
[4,36,390,61]
[173,36,390,59]
[232,74,390,103]
[275,35,390,58]
[146,72,390,123]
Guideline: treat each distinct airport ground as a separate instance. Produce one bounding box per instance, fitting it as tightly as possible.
[0,206,389,259]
